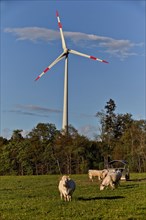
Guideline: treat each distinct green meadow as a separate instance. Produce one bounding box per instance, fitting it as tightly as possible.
[0,173,146,220]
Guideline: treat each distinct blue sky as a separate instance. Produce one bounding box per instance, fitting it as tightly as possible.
[1,0,145,139]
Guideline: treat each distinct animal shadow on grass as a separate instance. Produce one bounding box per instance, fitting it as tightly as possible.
[128,178,146,182]
[78,196,125,201]
[121,184,139,189]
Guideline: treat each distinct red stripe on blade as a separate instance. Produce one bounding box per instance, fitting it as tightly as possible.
[90,56,96,60]
[58,22,62,28]
[35,76,40,81]
[44,67,50,73]
[56,11,59,17]
[102,60,109,64]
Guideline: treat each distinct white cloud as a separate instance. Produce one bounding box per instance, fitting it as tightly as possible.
[5,27,60,42]
[1,128,12,140]
[78,124,98,139]
[4,27,144,59]
[21,130,30,138]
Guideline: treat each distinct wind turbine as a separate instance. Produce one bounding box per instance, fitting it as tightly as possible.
[35,11,108,133]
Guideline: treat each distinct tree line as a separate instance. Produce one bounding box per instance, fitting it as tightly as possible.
[0,99,146,175]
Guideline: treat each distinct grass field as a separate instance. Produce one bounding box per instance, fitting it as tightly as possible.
[0,173,146,220]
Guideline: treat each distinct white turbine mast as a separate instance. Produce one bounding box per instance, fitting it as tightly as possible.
[35,11,108,134]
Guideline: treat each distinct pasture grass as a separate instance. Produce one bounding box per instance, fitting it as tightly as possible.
[0,173,146,219]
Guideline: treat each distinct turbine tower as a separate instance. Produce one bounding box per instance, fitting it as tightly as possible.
[35,11,108,133]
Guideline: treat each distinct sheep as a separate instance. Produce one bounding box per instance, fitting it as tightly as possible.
[88,169,109,182]
[100,169,109,180]
[58,175,76,201]
[100,170,122,190]
[88,169,104,182]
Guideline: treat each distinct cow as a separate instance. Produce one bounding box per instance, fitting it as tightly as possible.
[100,170,122,190]
[58,175,76,201]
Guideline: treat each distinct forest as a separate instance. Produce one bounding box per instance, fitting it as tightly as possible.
[0,99,146,175]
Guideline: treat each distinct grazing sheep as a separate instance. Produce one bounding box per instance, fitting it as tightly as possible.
[100,169,109,180]
[100,170,122,190]
[58,175,76,201]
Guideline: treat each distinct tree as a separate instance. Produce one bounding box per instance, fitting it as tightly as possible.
[11,130,23,141]
[54,125,93,174]
[117,120,146,172]
[27,123,59,174]
[96,99,133,166]
[0,115,145,175]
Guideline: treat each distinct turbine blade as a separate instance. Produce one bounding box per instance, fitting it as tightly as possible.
[35,52,65,81]
[69,49,109,63]
[56,10,67,50]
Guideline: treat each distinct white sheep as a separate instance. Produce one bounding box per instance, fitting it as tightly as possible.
[100,170,122,190]
[58,175,76,201]
[88,169,104,182]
